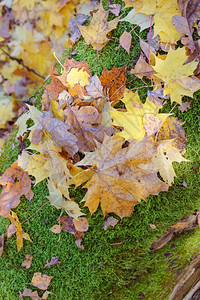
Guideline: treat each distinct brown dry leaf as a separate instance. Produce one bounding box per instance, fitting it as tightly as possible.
[49,224,61,234]
[118,31,132,54]
[60,216,76,234]
[0,234,4,257]
[22,254,33,269]
[100,65,127,106]
[75,238,84,250]
[73,217,89,232]
[31,272,53,290]
[78,135,168,218]
[45,65,66,101]
[19,288,40,300]
[157,116,187,150]
[178,101,191,112]
[37,112,78,156]
[0,161,34,218]
[44,257,60,268]
[130,54,155,79]
[6,223,17,238]
[78,2,119,50]
[103,216,119,230]
[177,0,200,31]
[149,223,156,229]
[109,4,121,16]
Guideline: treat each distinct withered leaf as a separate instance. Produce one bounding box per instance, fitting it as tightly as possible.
[78,135,168,218]
[103,216,119,230]
[130,54,155,79]
[21,254,33,269]
[0,162,34,218]
[75,238,84,250]
[73,217,89,232]
[157,116,187,150]
[78,2,119,50]
[44,256,60,268]
[118,31,132,54]
[19,288,40,300]
[37,112,78,156]
[100,65,127,106]
[31,272,53,290]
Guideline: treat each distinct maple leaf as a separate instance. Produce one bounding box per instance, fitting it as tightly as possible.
[157,116,187,150]
[118,31,132,54]
[152,47,200,105]
[37,111,78,156]
[0,97,15,129]
[21,254,33,269]
[100,65,127,105]
[120,8,151,32]
[122,0,182,43]
[151,139,189,185]
[0,162,34,218]
[109,89,170,142]
[76,135,168,218]
[31,273,53,290]
[7,210,32,252]
[78,2,119,50]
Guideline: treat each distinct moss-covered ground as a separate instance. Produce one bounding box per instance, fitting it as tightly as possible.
[0,1,200,299]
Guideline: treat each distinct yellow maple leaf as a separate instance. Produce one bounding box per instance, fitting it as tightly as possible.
[109,89,170,142]
[78,2,119,50]
[123,0,182,43]
[151,139,189,185]
[0,98,15,129]
[76,135,168,218]
[8,211,32,252]
[153,47,200,105]
[66,68,90,88]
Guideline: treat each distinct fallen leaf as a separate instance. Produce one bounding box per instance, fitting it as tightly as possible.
[0,161,34,218]
[78,2,119,50]
[31,273,53,290]
[100,65,127,106]
[6,223,17,238]
[120,8,151,31]
[75,238,84,250]
[109,89,169,142]
[37,112,78,156]
[44,257,60,268]
[49,224,61,234]
[19,288,40,300]
[178,101,191,112]
[118,31,132,54]
[103,216,119,230]
[153,47,200,105]
[73,217,89,232]
[109,4,121,16]
[77,135,168,218]
[130,54,155,79]
[21,254,33,269]
[149,223,156,229]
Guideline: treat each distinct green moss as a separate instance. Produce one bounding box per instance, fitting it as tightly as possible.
[0,4,200,299]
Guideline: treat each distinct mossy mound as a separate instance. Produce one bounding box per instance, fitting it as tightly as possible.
[0,2,200,299]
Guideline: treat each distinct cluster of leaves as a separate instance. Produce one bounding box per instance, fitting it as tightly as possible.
[0,0,200,264]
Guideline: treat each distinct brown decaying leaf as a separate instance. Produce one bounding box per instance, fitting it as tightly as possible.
[44,256,60,268]
[0,234,4,257]
[73,217,89,232]
[109,4,121,16]
[31,272,53,290]
[19,288,51,300]
[21,254,33,269]
[37,112,78,156]
[6,223,17,238]
[0,161,34,218]
[130,54,155,79]
[103,216,119,230]
[157,117,187,150]
[80,135,168,218]
[100,65,127,106]
[118,31,132,54]
[178,101,191,112]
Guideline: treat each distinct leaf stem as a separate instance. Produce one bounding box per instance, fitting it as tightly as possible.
[21,201,50,224]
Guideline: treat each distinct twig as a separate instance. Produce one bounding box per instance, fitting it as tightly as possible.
[21,201,50,224]
[0,47,45,79]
